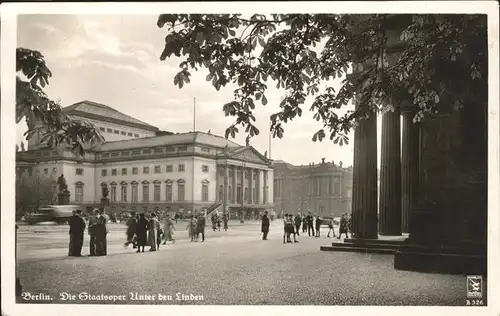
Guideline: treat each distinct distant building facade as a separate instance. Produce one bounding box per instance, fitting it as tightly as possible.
[273,158,353,217]
[16,100,274,217]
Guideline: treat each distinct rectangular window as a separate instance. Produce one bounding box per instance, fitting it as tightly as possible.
[121,131,126,135]
[102,153,110,158]
[127,132,133,136]
[178,146,188,152]
[121,185,127,202]
[143,166,149,174]
[43,168,48,175]
[154,165,161,174]
[154,184,161,201]
[121,168,127,175]
[202,165,209,173]
[178,164,185,172]
[134,133,139,137]
[107,128,113,133]
[114,129,119,134]
[132,150,141,156]
[111,152,119,157]
[111,186,117,202]
[143,149,151,154]
[43,151,50,157]
[101,169,107,177]
[166,184,172,202]
[202,184,209,202]
[76,168,84,175]
[201,147,210,153]
[154,147,163,154]
[132,184,138,202]
[132,167,138,175]
[142,183,149,202]
[75,184,84,202]
[111,169,117,176]
[178,183,185,201]
[121,151,130,157]
[165,147,175,153]
[99,127,105,132]
[166,165,173,172]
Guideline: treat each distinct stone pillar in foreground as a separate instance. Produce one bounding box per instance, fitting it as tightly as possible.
[379,107,402,235]
[400,104,419,234]
[351,105,378,239]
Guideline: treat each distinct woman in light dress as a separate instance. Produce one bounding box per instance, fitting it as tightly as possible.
[162,214,176,245]
[148,213,160,251]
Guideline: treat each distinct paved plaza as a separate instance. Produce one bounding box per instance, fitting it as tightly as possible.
[16,220,469,305]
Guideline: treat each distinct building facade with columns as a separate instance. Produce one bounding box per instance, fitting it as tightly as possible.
[273,159,353,217]
[16,100,274,217]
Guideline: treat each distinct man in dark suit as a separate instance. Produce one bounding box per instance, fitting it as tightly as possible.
[196,212,207,242]
[68,210,86,256]
[294,212,302,236]
[307,212,315,237]
[261,211,270,240]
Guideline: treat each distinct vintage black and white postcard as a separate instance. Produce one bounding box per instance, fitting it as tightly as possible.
[1,1,499,316]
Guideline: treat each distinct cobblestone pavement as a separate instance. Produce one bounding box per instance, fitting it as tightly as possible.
[16,221,468,305]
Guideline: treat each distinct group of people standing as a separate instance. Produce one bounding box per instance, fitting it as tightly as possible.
[124,212,176,253]
[259,210,352,242]
[68,208,109,257]
[210,212,228,232]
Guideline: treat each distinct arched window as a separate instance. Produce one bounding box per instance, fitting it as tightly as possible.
[131,181,138,202]
[142,180,149,202]
[165,179,173,202]
[153,180,161,201]
[202,180,209,202]
[75,181,84,202]
[110,181,117,202]
[120,181,127,202]
[177,179,185,202]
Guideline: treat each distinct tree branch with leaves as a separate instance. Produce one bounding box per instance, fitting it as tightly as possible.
[157,14,487,145]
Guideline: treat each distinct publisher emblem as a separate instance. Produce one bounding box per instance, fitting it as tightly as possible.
[466,275,483,298]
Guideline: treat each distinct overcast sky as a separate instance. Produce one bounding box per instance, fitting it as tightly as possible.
[16,14,386,167]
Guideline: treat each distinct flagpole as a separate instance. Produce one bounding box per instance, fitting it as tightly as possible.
[193,97,196,132]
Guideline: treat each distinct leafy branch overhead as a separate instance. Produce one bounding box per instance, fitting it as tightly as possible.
[16,48,104,156]
[157,14,487,145]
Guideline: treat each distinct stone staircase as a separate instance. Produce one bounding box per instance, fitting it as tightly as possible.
[205,202,223,219]
[320,238,403,255]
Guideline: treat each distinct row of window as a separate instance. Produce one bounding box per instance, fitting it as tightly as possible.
[99,180,210,203]
[98,145,203,160]
[274,177,343,197]
[99,127,140,138]
[217,185,263,204]
[32,167,58,176]
[99,164,209,177]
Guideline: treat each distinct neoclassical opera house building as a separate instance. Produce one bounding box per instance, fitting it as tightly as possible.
[16,100,274,218]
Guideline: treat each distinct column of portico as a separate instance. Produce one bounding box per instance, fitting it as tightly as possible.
[241,165,246,205]
[351,94,378,239]
[263,170,268,204]
[248,167,253,204]
[379,105,402,236]
[255,169,261,204]
[401,103,420,234]
[232,165,237,204]
[223,164,229,213]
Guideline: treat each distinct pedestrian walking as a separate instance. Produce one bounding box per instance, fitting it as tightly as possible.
[302,215,308,233]
[294,212,302,236]
[187,216,198,241]
[95,211,108,256]
[162,214,176,244]
[68,210,85,256]
[88,209,99,256]
[261,211,270,240]
[211,213,217,231]
[124,212,137,248]
[135,213,149,253]
[327,216,336,238]
[288,214,298,243]
[307,212,315,237]
[196,212,206,242]
[338,214,349,239]
[148,213,160,251]
[223,213,228,231]
[315,215,322,237]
